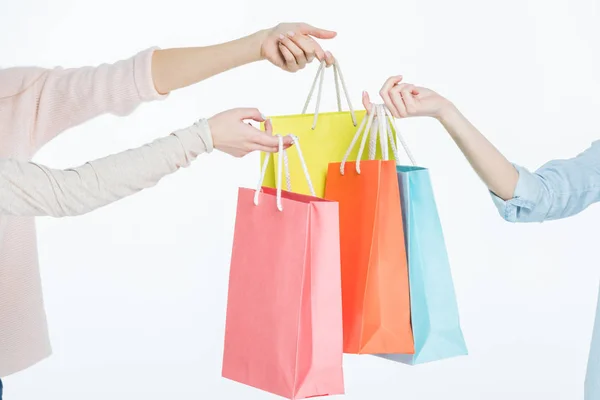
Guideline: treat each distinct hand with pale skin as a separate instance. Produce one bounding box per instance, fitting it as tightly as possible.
[152,22,337,94]
[363,75,519,200]
[259,22,336,72]
[208,108,292,158]
[152,22,331,159]
[362,76,451,119]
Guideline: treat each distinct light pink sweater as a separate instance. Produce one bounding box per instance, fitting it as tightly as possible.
[0,47,212,376]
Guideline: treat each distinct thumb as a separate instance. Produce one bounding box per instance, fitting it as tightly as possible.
[362,91,373,114]
[234,107,266,122]
[263,118,273,135]
[299,23,337,39]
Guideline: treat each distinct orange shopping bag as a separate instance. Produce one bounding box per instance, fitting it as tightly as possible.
[324,106,414,355]
[222,135,344,399]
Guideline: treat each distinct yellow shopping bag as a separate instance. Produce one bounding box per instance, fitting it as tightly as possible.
[261,60,390,198]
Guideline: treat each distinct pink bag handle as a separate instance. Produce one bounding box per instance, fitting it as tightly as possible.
[254,135,316,211]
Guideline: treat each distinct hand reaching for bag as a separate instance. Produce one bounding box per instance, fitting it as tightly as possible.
[362,76,454,120]
[259,22,337,72]
[208,108,292,158]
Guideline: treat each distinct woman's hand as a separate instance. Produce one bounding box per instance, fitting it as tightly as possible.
[362,76,454,120]
[258,23,337,72]
[364,76,519,201]
[151,22,336,94]
[208,108,292,158]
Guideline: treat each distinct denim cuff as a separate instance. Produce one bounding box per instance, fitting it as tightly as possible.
[490,164,542,222]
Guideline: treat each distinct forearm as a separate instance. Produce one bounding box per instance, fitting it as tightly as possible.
[438,105,600,222]
[438,104,518,200]
[151,31,265,94]
[0,120,211,217]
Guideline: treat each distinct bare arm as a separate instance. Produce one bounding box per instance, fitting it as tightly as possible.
[151,36,260,95]
[437,104,518,200]
[152,22,337,94]
[366,76,600,223]
[364,78,518,199]
[1,22,335,150]
[435,105,600,221]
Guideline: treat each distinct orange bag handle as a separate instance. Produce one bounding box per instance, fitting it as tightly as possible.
[339,104,418,176]
[339,103,400,175]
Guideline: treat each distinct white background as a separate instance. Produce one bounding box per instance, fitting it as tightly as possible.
[2,0,600,398]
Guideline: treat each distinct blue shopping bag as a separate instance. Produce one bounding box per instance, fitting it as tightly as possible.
[372,105,468,364]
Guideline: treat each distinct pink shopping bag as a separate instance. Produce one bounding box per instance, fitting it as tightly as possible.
[222,135,344,399]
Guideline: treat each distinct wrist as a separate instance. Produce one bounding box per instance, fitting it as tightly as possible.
[244,29,268,63]
[197,118,214,153]
[436,101,472,141]
[173,118,213,155]
[436,100,459,124]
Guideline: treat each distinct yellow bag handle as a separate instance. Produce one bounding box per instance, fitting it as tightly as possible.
[301,60,357,129]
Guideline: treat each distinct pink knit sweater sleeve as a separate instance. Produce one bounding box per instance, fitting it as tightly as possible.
[23,47,166,149]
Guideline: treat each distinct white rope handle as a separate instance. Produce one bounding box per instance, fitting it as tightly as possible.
[253,135,315,211]
[289,135,316,197]
[333,64,342,112]
[255,135,287,211]
[374,104,403,164]
[357,105,393,172]
[368,107,378,161]
[302,61,324,115]
[376,104,389,161]
[340,103,413,175]
[301,60,357,129]
[282,142,292,193]
[385,114,402,164]
[340,109,376,175]
[382,106,417,166]
[335,61,356,125]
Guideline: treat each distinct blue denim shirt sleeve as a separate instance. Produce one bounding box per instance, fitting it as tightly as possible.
[491,140,600,223]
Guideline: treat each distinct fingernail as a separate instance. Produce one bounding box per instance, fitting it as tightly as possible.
[261,113,266,120]
[287,31,295,37]
[279,34,285,40]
